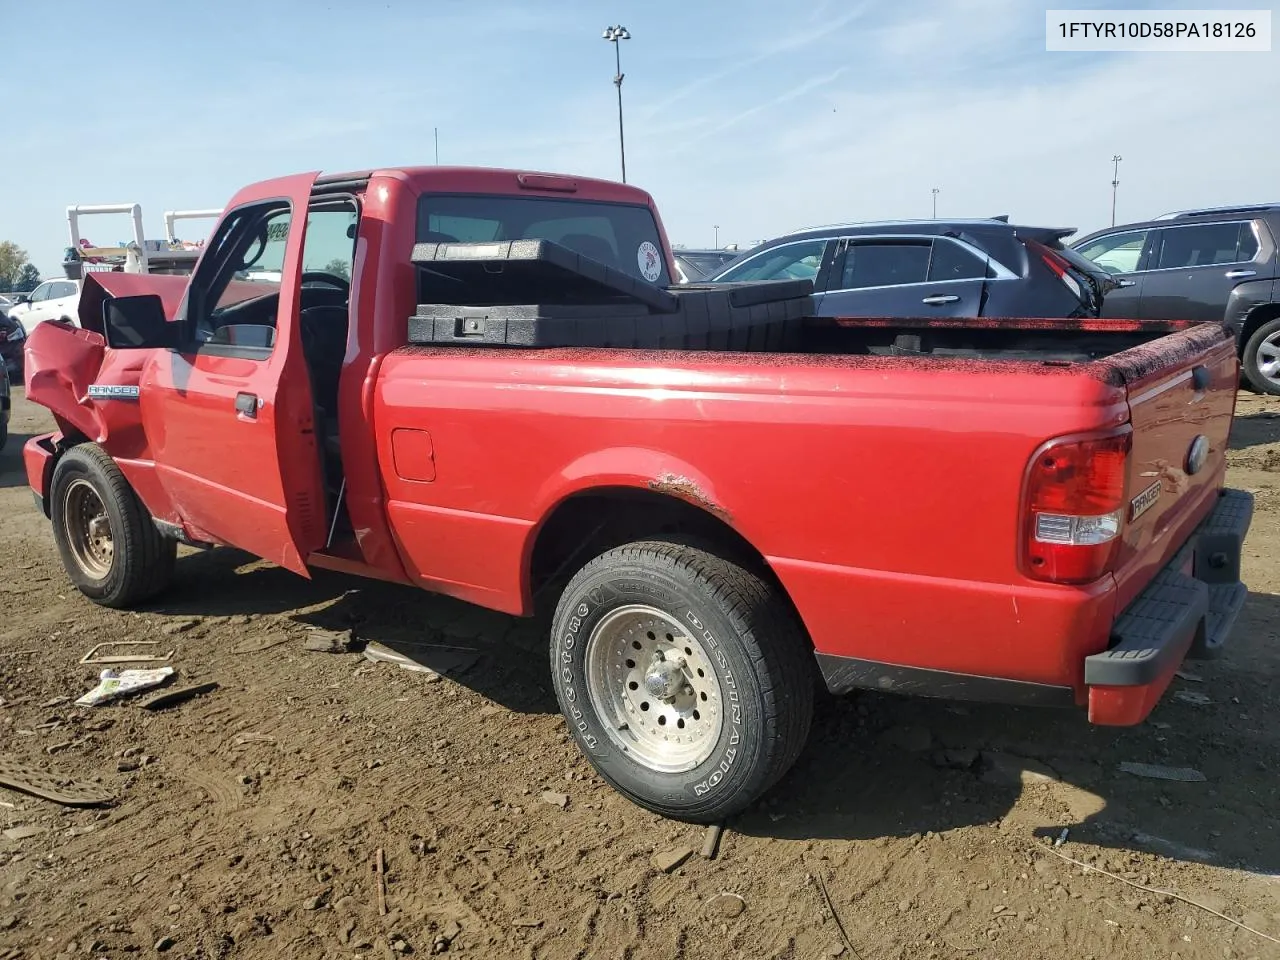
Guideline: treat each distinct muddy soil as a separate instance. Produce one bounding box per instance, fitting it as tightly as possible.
[2,388,1279,960]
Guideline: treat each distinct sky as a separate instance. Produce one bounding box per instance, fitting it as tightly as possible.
[0,0,1276,277]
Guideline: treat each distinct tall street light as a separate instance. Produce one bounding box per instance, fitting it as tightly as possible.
[602,25,631,183]
[931,187,939,218]
[714,224,720,247]
[1110,154,1123,226]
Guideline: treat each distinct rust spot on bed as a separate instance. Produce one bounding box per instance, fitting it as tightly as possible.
[647,473,731,521]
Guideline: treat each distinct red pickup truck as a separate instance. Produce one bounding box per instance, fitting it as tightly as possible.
[22,167,1252,822]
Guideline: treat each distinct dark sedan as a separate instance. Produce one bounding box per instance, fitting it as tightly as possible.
[0,312,24,381]
[708,219,1113,320]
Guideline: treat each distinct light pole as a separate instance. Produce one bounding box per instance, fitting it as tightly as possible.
[1110,155,1122,226]
[931,187,939,218]
[714,225,720,247]
[602,25,631,183]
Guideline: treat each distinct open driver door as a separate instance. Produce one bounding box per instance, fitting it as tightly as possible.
[124,172,328,575]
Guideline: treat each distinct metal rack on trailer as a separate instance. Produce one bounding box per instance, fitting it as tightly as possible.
[63,203,221,278]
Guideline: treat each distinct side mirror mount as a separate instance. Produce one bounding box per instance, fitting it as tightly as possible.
[102,294,177,349]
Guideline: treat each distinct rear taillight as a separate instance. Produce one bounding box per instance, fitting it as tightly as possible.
[1029,240,1086,302]
[1023,430,1131,584]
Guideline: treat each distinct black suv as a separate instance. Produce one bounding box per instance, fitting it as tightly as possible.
[708,218,1112,321]
[1072,205,1280,393]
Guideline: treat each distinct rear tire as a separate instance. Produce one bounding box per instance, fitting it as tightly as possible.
[550,539,814,822]
[1242,317,1280,395]
[49,444,176,608]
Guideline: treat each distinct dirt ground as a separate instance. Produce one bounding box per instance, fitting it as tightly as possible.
[2,387,1279,960]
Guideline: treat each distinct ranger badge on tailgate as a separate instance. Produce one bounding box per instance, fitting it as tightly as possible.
[1130,480,1162,521]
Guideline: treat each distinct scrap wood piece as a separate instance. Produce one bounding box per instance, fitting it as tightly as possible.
[1037,841,1280,945]
[701,823,724,860]
[80,641,174,665]
[231,633,290,655]
[375,847,388,916]
[0,755,114,807]
[140,681,219,711]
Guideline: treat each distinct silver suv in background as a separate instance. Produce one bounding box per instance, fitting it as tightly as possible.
[1072,204,1280,393]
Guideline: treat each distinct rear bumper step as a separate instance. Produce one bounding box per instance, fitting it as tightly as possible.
[1085,488,1253,725]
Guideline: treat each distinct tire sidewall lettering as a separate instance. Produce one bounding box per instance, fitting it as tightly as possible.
[551,566,755,805]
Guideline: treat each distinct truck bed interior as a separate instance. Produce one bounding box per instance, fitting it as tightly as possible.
[792,317,1197,365]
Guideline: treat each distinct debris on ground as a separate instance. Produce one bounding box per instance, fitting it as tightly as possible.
[160,619,201,636]
[1,824,47,841]
[650,847,694,874]
[75,667,175,707]
[1118,761,1206,782]
[512,918,544,928]
[541,790,569,809]
[140,681,219,711]
[0,757,114,807]
[231,633,291,655]
[1174,690,1213,706]
[303,629,355,654]
[80,641,174,665]
[707,893,746,918]
[701,823,724,859]
[375,847,388,916]
[1175,669,1204,682]
[362,641,442,676]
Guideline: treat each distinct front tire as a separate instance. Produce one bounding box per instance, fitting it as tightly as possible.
[49,444,176,608]
[1242,317,1280,395]
[550,540,814,822]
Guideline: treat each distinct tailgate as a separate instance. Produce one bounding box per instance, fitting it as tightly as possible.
[1110,323,1239,611]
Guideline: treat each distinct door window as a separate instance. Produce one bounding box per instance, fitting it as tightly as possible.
[926,240,988,281]
[840,241,931,289]
[715,239,827,282]
[1155,222,1258,269]
[51,281,78,299]
[1075,230,1149,275]
[28,282,53,302]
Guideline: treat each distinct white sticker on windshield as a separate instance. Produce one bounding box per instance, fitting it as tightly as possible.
[637,241,662,282]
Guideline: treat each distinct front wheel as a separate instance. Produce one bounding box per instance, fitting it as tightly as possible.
[550,540,814,822]
[49,444,176,608]
[1242,317,1280,395]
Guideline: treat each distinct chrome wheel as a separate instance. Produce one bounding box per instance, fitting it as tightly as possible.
[62,479,113,579]
[1256,330,1280,385]
[584,604,724,773]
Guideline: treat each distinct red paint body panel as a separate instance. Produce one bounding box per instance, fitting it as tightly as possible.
[19,164,1246,729]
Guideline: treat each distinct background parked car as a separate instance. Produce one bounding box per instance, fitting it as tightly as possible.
[0,313,24,381]
[673,248,741,282]
[0,361,9,452]
[1072,204,1280,393]
[7,278,81,335]
[708,218,1113,320]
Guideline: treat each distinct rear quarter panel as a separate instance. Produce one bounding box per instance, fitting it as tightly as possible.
[374,348,1130,689]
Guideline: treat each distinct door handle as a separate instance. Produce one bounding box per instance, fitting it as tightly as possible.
[921,295,960,305]
[1225,269,1257,279]
[1115,279,1137,288]
[235,392,258,418]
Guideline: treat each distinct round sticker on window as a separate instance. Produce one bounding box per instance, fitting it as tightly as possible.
[637,241,662,282]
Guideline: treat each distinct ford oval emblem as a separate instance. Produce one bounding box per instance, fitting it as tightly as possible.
[1186,435,1210,476]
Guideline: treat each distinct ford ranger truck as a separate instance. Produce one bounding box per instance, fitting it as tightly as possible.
[21,167,1253,823]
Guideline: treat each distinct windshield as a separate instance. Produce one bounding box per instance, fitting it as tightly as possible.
[417,194,670,286]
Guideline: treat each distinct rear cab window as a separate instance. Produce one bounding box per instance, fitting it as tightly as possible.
[416,195,671,286]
